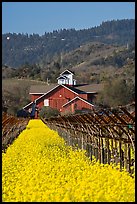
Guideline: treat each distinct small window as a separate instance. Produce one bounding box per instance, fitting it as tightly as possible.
[44,99,49,106]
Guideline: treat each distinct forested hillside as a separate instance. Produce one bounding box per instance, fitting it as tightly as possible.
[2,19,134,68]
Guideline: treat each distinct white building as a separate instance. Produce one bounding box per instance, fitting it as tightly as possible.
[57,70,76,86]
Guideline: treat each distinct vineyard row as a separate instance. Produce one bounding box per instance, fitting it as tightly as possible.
[42,103,135,174]
[2,112,29,151]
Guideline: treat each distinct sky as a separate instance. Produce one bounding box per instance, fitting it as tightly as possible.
[2,2,135,36]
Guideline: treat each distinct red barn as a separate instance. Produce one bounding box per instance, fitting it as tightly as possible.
[23,70,103,118]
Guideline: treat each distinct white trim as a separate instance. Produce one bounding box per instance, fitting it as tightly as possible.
[29,92,45,94]
[60,69,74,76]
[62,96,94,107]
[57,75,67,79]
[23,101,33,109]
[84,92,97,93]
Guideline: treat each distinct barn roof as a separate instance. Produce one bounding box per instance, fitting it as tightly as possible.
[75,83,104,93]
[63,85,84,94]
[29,83,57,94]
[29,83,104,94]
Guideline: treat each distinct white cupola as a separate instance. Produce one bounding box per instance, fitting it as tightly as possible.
[57,70,76,86]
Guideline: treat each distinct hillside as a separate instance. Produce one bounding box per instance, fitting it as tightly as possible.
[2,41,135,84]
[2,78,48,115]
[61,41,135,83]
[2,19,135,68]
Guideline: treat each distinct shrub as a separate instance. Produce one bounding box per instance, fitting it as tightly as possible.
[39,106,60,119]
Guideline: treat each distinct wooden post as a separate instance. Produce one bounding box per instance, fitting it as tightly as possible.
[114,139,118,165]
[101,138,104,164]
[119,140,122,171]
[90,136,93,161]
[92,137,95,158]
[85,134,88,152]
[81,133,84,150]
[105,138,110,164]
[78,136,81,149]
[87,143,91,160]
[94,138,98,161]
[103,138,107,164]
[124,143,128,171]
[86,135,90,158]
[127,143,131,173]
[110,139,114,163]
[98,137,101,163]
[68,133,70,146]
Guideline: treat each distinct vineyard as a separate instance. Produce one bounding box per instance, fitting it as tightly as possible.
[2,119,135,202]
[42,102,135,174]
[2,112,29,151]
[2,102,135,175]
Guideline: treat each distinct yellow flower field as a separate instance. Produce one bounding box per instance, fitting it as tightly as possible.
[2,119,135,202]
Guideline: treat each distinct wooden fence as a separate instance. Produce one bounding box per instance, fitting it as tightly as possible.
[42,102,135,175]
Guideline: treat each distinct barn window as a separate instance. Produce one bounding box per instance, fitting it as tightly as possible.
[44,99,49,106]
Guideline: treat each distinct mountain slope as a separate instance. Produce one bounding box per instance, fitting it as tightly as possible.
[2,19,135,68]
